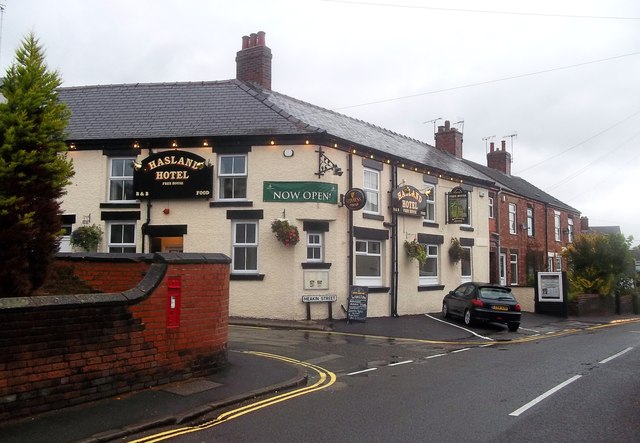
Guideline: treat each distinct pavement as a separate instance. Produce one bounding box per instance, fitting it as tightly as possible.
[2,311,639,443]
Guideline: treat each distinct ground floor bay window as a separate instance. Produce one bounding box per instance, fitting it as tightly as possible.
[232,221,258,274]
[355,239,382,287]
[108,222,136,253]
[419,245,439,286]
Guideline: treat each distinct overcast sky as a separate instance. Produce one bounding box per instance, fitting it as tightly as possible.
[4,0,639,246]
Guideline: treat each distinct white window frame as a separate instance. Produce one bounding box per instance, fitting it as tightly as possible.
[461,246,472,283]
[510,253,518,285]
[508,203,517,234]
[231,221,258,274]
[107,221,136,253]
[555,255,562,272]
[423,184,436,223]
[527,206,534,237]
[363,168,380,214]
[218,154,248,200]
[567,218,574,243]
[355,240,382,286]
[108,158,135,202]
[419,244,439,286]
[554,211,561,242]
[306,232,323,262]
[488,195,494,219]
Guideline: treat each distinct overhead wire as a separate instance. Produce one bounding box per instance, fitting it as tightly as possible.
[331,52,640,111]
[322,0,640,21]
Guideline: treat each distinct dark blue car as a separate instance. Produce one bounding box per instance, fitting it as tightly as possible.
[442,282,521,332]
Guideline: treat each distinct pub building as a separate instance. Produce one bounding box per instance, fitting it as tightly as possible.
[57,31,498,320]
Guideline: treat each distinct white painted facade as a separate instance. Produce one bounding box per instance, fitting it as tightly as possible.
[61,141,490,320]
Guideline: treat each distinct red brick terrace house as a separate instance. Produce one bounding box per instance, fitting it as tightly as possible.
[434,122,581,286]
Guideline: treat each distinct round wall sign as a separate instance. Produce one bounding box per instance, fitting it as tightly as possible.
[344,188,367,211]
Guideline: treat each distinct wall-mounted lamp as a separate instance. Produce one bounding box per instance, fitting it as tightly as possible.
[315,146,343,177]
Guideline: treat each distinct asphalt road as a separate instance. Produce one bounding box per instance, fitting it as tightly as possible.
[131,321,640,442]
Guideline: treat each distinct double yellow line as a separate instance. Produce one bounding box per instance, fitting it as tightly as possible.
[130,351,336,443]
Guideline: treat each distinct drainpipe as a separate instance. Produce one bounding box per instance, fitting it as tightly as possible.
[495,187,502,284]
[390,164,399,317]
[142,200,152,253]
[348,153,354,288]
[544,203,549,270]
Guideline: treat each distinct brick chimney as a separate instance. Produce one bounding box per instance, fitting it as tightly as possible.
[580,216,589,232]
[487,140,512,175]
[434,120,463,159]
[236,31,272,90]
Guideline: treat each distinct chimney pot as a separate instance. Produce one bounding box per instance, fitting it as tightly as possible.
[490,142,494,152]
[501,140,506,151]
[444,120,451,130]
[236,31,273,90]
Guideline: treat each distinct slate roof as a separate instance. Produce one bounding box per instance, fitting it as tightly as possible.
[57,79,494,186]
[462,158,579,213]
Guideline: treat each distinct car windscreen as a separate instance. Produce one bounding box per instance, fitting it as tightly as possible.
[479,287,514,300]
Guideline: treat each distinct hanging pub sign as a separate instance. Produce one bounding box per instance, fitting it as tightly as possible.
[263,181,338,204]
[446,186,470,224]
[391,184,427,216]
[343,188,367,211]
[133,150,213,199]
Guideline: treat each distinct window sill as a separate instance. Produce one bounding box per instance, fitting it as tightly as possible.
[230,273,265,281]
[418,285,445,292]
[301,262,332,269]
[367,286,390,293]
[100,202,141,209]
[210,201,254,208]
[363,213,385,221]
[459,226,474,232]
[422,222,439,228]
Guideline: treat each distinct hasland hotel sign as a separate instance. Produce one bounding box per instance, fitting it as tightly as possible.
[133,151,213,199]
[391,184,428,216]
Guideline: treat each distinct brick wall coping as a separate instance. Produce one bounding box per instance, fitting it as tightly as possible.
[0,252,231,312]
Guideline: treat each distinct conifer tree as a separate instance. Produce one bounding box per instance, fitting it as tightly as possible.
[0,33,74,296]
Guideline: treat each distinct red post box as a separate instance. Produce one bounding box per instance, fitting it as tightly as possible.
[167,276,181,328]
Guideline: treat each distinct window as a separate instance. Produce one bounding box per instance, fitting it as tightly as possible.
[423,184,436,222]
[461,247,472,283]
[307,232,323,262]
[419,245,439,285]
[109,158,135,201]
[219,155,247,200]
[508,203,517,234]
[363,169,379,214]
[526,206,534,237]
[232,221,258,273]
[567,218,574,243]
[555,255,562,272]
[355,240,382,286]
[554,211,561,242]
[510,253,518,285]
[108,222,136,253]
[488,195,494,219]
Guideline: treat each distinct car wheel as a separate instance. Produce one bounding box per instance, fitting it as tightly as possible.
[442,302,450,318]
[463,309,472,326]
[508,322,520,332]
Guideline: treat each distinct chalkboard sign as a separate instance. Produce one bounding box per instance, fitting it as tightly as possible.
[347,286,368,323]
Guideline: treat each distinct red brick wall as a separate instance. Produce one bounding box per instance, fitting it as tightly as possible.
[492,194,578,286]
[0,253,230,421]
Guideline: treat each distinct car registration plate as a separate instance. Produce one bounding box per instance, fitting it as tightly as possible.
[492,305,508,311]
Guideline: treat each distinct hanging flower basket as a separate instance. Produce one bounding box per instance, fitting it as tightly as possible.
[271,219,300,246]
[404,239,427,265]
[448,237,469,263]
[70,224,103,252]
